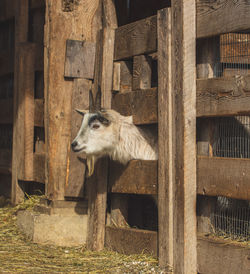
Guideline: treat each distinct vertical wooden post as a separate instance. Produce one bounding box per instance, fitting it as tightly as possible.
[11,0,29,204]
[157,8,173,270]
[171,1,197,273]
[44,0,101,200]
[87,0,117,250]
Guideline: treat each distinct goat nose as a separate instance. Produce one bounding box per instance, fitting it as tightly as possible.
[71,141,78,149]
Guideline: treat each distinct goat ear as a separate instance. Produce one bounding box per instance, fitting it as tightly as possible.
[75,109,87,116]
[95,86,102,111]
[89,90,95,112]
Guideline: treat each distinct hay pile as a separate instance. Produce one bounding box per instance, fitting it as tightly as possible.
[0,195,161,273]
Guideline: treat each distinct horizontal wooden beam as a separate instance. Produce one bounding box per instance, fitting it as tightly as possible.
[105,226,157,256]
[106,228,250,271]
[109,160,157,195]
[110,157,250,200]
[197,76,250,117]
[34,99,44,127]
[33,152,45,183]
[197,156,250,200]
[0,99,13,124]
[0,149,12,174]
[112,77,250,120]
[197,234,250,274]
[112,88,157,124]
[197,0,250,38]
[114,16,157,60]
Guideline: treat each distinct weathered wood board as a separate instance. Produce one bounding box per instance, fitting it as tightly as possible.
[109,160,157,195]
[197,156,250,200]
[105,226,157,256]
[64,40,96,79]
[114,16,157,60]
[112,88,157,124]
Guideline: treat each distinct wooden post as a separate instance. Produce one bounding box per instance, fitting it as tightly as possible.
[157,8,173,270]
[44,0,100,200]
[11,0,29,204]
[171,1,197,273]
[132,55,152,90]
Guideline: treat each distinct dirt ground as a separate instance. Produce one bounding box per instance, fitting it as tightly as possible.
[0,196,162,273]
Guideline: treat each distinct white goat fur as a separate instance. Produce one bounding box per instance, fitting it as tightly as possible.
[72,109,158,175]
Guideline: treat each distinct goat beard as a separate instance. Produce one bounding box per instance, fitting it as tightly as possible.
[86,156,96,177]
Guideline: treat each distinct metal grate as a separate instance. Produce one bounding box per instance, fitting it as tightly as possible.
[218,33,250,77]
[211,197,250,241]
[213,116,250,158]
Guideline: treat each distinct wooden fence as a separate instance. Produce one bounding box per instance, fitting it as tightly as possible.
[87,1,250,273]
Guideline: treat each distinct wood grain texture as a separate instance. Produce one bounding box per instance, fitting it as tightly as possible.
[34,99,44,127]
[171,1,197,273]
[65,79,91,198]
[0,149,12,174]
[112,88,157,125]
[197,234,250,274]
[110,194,129,227]
[64,40,96,79]
[102,0,117,28]
[157,8,173,270]
[0,99,13,124]
[109,160,157,195]
[105,226,157,256]
[33,152,45,183]
[197,76,250,117]
[197,0,250,38]
[197,156,250,200]
[114,15,157,60]
[11,0,29,204]
[132,55,152,90]
[44,0,100,200]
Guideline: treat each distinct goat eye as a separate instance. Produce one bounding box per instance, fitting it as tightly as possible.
[92,124,100,129]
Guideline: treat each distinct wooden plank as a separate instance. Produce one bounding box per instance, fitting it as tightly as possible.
[0,99,13,124]
[44,0,101,200]
[64,40,96,79]
[171,1,197,273]
[132,55,152,90]
[114,15,157,60]
[157,8,173,270]
[197,0,250,38]
[65,79,91,198]
[33,152,45,183]
[197,234,250,274]
[102,0,117,28]
[197,156,250,200]
[0,0,17,22]
[110,194,129,227]
[87,28,116,249]
[109,160,157,195]
[105,226,157,256]
[34,99,44,127]
[112,88,157,125]
[12,0,30,204]
[0,149,12,174]
[113,61,132,93]
[197,76,250,117]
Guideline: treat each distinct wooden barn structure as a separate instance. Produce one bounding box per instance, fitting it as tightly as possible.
[0,0,249,273]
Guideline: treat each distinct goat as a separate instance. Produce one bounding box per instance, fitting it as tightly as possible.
[71,89,158,176]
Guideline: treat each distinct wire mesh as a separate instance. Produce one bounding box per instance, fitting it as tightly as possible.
[211,197,250,241]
